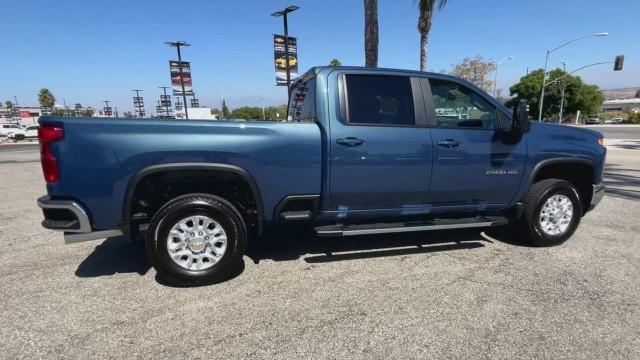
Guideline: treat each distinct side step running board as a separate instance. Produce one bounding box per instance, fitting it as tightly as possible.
[315,216,508,237]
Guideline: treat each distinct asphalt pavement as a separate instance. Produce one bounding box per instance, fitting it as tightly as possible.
[0,143,639,359]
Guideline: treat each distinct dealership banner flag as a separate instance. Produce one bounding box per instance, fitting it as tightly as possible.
[169,60,194,96]
[273,35,299,86]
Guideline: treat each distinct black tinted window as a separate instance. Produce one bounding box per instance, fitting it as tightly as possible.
[346,75,414,126]
[429,79,498,129]
[287,79,316,122]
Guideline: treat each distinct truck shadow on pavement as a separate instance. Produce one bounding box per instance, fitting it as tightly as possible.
[603,163,640,201]
[246,226,522,265]
[74,227,524,281]
[75,236,150,278]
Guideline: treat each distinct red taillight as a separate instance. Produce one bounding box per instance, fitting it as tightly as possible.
[38,125,64,183]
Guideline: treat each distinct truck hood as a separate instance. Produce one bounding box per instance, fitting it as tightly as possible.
[530,121,603,140]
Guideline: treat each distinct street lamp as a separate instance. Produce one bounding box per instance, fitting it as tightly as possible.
[538,32,608,120]
[165,40,190,119]
[271,5,299,96]
[493,56,514,98]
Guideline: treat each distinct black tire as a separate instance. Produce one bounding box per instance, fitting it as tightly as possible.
[145,193,247,286]
[520,179,583,247]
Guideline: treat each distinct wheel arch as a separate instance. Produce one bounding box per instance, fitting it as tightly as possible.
[121,163,264,239]
[525,157,595,214]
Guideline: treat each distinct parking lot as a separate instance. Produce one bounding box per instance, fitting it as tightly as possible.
[1,143,639,359]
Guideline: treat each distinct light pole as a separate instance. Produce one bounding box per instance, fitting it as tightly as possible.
[103,100,111,118]
[165,40,190,119]
[558,61,567,123]
[159,86,171,118]
[271,5,299,96]
[538,32,608,120]
[493,56,514,98]
[132,89,144,117]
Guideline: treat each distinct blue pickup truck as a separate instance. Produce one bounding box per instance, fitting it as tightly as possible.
[37,66,606,285]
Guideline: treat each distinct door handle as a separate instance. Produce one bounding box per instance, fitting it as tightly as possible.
[336,137,364,147]
[437,139,461,148]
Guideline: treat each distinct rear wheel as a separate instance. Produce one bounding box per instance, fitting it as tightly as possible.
[145,193,247,286]
[520,179,582,246]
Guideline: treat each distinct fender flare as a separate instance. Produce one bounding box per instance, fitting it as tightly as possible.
[521,157,595,201]
[121,162,264,239]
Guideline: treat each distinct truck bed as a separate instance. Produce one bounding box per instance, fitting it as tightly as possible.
[40,117,322,229]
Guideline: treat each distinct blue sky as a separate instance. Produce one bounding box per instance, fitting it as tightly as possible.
[1,0,637,113]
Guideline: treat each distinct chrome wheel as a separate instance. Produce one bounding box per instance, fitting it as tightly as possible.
[166,215,227,270]
[538,194,574,236]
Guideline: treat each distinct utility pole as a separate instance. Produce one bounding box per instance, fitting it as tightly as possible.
[558,61,567,123]
[13,96,19,108]
[63,98,70,117]
[165,41,190,119]
[272,5,299,96]
[159,86,171,118]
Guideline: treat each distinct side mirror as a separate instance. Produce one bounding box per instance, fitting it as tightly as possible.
[512,99,531,133]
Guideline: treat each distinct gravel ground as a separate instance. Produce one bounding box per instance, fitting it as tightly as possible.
[0,145,638,359]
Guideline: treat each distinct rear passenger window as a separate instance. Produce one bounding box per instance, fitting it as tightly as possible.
[287,79,316,122]
[345,75,415,126]
[429,79,498,129]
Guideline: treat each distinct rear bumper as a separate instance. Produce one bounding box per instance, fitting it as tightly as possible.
[37,196,122,244]
[588,183,605,211]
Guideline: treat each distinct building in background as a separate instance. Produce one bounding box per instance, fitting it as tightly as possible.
[0,106,42,125]
[601,87,640,113]
[174,106,218,120]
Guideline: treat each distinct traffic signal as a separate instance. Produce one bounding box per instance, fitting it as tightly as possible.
[614,55,624,71]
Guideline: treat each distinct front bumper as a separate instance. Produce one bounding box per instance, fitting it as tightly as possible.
[588,183,605,211]
[37,196,122,244]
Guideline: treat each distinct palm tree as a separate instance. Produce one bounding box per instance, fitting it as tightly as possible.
[416,0,448,71]
[38,88,56,112]
[364,0,378,67]
[329,58,342,66]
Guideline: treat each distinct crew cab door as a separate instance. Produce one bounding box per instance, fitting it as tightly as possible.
[327,73,432,214]
[421,77,526,207]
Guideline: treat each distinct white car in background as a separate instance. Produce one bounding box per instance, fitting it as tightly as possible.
[24,125,39,140]
[0,123,27,141]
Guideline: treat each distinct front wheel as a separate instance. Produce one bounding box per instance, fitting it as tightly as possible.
[520,179,583,247]
[145,194,247,286]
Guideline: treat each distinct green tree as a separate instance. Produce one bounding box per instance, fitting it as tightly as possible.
[4,100,13,108]
[364,0,378,67]
[448,55,496,92]
[221,100,230,119]
[265,105,288,120]
[329,58,342,66]
[415,0,448,71]
[507,68,604,120]
[81,108,94,117]
[52,108,65,116]
[38,88,56,111]
[231,106,263,120]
